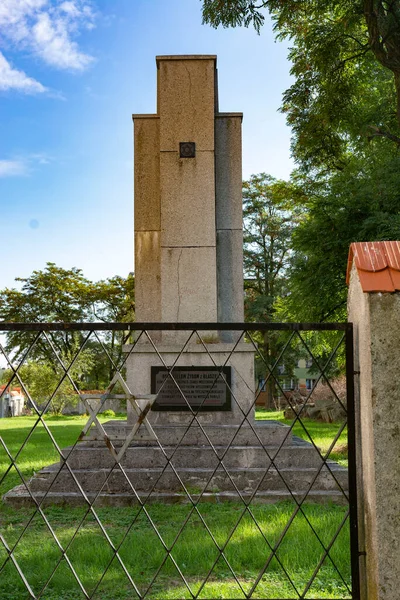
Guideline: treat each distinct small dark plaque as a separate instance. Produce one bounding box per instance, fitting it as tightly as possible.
[179,142,196,158]
[151,366,231,411]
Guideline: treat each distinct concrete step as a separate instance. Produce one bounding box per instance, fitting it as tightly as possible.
[27,463,348,494]
[61,443,326,470]
[4,486,348,508]
[87,420,293,447]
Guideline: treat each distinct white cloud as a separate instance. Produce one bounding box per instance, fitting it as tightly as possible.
[0,52,46,93]
[0,0,96,92]
[0,153,53,177]
[0,159,29,177]
[32,10,93,70]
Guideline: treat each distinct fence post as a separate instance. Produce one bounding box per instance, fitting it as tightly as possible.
[347,242,400,600]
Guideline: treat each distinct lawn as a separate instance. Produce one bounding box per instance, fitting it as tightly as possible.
[0,413,351,599]
[255,410,348,467]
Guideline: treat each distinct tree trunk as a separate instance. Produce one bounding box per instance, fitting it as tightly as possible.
[264,378,275,410]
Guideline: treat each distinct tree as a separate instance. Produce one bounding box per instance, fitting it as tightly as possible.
[202,1,400,173]
[202,0,400,323]
[242,174,305,406]
[1,349,94,415]
[0,264,135,406]
[243,173,303,321]
[285,145,400,322]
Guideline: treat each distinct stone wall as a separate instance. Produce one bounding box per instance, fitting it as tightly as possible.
[348,262,400,599]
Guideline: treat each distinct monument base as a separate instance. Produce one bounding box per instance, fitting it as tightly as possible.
[4,338,349,507]
[125,342,255,426]
[4,419,348,507]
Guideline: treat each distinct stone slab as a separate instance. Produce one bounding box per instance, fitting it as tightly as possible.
[158,57,215,151]
[134,116,160,231]
[28,464,347,495]
[160,247,217,322]
[56,444,328,471]
[4,487,348,508]
[217,228,244,327]
[215,115,243,230]
[88,420,292,447]
[134,231,161,322]
[160,151,216,247]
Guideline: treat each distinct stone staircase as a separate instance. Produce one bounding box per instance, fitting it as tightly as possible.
[4,420,348,507]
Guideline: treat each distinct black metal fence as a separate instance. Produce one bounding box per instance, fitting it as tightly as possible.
[0,323,359,599]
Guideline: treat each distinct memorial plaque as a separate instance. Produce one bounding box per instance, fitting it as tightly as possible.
[151,366,231,411]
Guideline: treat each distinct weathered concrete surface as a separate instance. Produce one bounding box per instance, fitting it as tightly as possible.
[215,114,243,336]
[4,427,348,506]
[216,229,244,325]
[133,115,160,231]
[133,57,245,329]
[27,463,347,494]
[133,115,161,322]
[160,151,216,248]
[86,420,292,446]
[134,231,161,322]
[4,487,348,508]
[215,114,243,231]
[160,247,217,323]
[348,263,400,599]
[157,56,216,151]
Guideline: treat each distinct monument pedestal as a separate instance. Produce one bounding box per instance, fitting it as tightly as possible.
[125,342,255,426]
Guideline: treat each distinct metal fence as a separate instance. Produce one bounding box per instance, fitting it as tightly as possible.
[0,323,359,599]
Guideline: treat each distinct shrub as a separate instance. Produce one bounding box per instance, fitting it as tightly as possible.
[100,409,115,418]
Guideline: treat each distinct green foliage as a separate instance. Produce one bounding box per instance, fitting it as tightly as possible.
[0,413,351,597]
[202,1,400,173]
[202,0,268,32]
[286,147,400,321]
[0,263,135,400]
[0,414,125,496]
[1,353,93,416]
[243,173,304,322]
[0,500,350,598]
[100,409,115,418]
[201,2,400,321]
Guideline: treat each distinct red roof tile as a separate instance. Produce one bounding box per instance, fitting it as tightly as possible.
[347,241,400,292]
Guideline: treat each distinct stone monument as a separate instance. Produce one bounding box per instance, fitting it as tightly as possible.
[5,56,347,506]
[126,54,256,431]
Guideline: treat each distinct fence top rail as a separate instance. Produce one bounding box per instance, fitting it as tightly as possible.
[0,322,351,332]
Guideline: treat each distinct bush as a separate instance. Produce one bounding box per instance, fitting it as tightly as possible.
[100,409,115,418]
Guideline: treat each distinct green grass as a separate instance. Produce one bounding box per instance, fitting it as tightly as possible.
[0,414,125,498]
[0,502,351,599]
[256,409,348,467]
[0,414,351,599]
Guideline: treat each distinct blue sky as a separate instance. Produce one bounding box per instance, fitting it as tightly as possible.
[0,0,294,290]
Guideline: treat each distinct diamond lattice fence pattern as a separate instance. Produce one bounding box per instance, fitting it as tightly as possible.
[0,323,359,599]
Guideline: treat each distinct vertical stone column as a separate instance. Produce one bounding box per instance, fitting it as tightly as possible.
[158,55,217,323]
[129,55,252,426]
[347,241,400,600]
[215,113,244,340]
[133,115,161,322]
